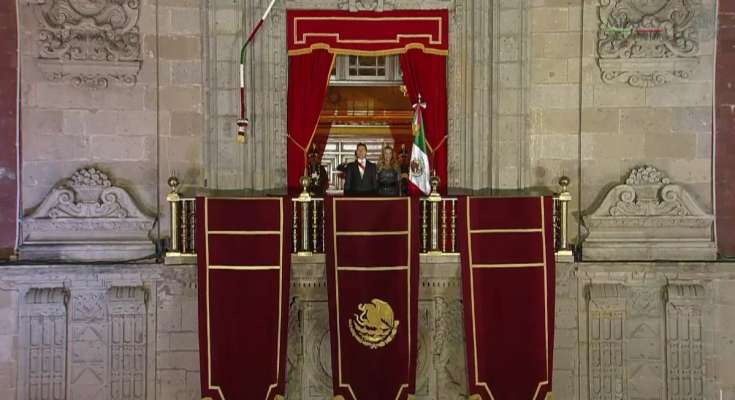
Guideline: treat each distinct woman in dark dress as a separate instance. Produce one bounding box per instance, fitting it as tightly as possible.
[377,145,401,196]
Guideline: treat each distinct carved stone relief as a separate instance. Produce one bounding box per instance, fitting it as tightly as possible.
[583,166,716,261]
[286,299,303,400]
[27,0,142,88]
[69,290,109,399]
[108,286,148,400]
[432,298,467,399]
[20,166,155,262]
[665,284,705,400]
[337,0,393,11]
[587,283,626,400]
[300,301,333,399]
[597,0,700,87]
[19,287,69,400]
[627,286,665,399]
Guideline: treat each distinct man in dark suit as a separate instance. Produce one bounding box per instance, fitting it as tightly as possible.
[307,147,329,196]
[343,143,378,196]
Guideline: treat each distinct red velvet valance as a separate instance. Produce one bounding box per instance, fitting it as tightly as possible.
[287,10,448,56]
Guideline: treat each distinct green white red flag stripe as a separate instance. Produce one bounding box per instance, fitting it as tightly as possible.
[409,96,431,195]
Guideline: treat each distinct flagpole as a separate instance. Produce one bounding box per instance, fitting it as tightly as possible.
[237,0,278,144]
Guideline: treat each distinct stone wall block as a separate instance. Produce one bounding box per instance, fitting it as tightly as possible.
[171,111,204,137]
[646,84,713,107]
[89,135,150,162]
[154,36,202,60]
[620,108,674,135]
[171,61,203,85]
[531,7,568,32]
[171,8,202,35]
[21,109,62,135]
[160,86,202,112]
[593,85,646,107]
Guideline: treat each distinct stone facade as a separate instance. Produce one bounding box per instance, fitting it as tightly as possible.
[5,0,733,399]
[14,0,720,245]
[1,259,735,399]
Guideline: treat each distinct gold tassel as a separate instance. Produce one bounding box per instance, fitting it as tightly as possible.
[545,392,554,400]
[274,395,285,400]
[334,396,346,400]
[236,118,249,144]
[468,395,483,400]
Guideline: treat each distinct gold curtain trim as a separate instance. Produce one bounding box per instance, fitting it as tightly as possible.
[288,43,448,57]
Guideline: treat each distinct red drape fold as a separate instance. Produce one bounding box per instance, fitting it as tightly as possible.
[400,50,448,193]
[287,50,335,193]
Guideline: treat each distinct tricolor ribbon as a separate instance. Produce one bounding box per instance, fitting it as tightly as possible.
[237,0,278,144]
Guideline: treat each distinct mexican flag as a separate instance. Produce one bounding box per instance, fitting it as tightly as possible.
[410,100,431,195]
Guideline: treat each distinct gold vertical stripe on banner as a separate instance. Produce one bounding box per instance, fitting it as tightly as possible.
[467,197,492,399]
[531,197,550,400]
[205,198,225,399]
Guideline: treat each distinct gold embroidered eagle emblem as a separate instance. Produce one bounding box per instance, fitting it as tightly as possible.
[348,298,399,349]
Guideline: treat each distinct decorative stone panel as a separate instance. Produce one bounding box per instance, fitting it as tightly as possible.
[108,286,148,400]
[18,287,69,400]
[337,0,394,11]
[587,283,626,400]
[20,167,155,262]
[597,0,700,87]
[69,290,109,399]
[665,284,705,400]
[583,166,716,261]
[27,0,142,88]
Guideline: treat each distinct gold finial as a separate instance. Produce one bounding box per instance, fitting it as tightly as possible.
[167,176,179,191]
[166,176,180,202]
[559,176,570,192]
[428,171,441,201]
[298,171,312,202]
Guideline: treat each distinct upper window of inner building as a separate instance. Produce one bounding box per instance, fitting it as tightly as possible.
[330,55,402,85]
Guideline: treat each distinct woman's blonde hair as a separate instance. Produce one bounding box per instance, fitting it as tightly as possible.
[378,145,399,171]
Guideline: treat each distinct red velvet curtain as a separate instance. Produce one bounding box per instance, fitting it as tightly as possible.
[400,49,448,193]
[287,50,335,192]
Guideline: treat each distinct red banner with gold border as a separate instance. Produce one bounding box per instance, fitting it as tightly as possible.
[459,196,555,400]
[325,197,420,400]
[287,10,448,56]
[196,197,291,400]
